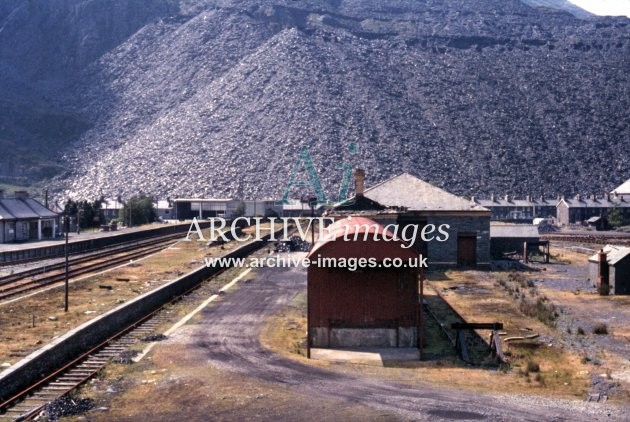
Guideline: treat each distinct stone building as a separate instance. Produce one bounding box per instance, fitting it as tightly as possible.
[556,194,630,226]
[476,195,557,222]
[329,172,491,268]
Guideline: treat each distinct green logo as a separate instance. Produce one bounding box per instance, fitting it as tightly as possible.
[277,143,358,206]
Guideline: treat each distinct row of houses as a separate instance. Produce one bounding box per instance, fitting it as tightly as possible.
[476,186,630,227]
[2,176,630,244]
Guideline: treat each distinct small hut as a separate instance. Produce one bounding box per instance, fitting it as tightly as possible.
[307,217,423,356]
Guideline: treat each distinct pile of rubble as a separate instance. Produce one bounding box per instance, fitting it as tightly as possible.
[274,236,311,253]
[37,396,94,421]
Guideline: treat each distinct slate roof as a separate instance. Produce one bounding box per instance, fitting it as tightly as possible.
[612,178,630,195]
[490,224,540,239]
[478,198,558,207]
[588,245,630,266]
[361,173,488,212]
[0,198,58,220]
[559,198,630,208]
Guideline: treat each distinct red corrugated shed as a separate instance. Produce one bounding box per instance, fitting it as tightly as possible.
[307,217,423,355]
[308,216,417,260]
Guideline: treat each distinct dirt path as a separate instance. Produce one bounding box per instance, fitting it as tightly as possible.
[165,257,624,421]
[526,248,630,395]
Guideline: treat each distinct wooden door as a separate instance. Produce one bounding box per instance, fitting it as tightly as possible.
[457,234,477,267]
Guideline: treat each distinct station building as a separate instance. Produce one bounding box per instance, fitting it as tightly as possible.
[0,191,59,243]
[172,198,240,220]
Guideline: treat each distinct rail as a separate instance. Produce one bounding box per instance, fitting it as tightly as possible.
[0,227,286,419]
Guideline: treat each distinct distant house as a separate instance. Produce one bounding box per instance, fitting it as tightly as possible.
[154,200,172,220]
[588,245,630,295]
[330,171,491,268]
[611,178,630,200]
[100,199,124,223]
[556,194,630,226]
[476,195,557,222]
[173,198,240,220]
[0,191,59,243]
[490,224,542,260]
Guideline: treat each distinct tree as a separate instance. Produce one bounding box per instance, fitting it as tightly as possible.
[234,200,246,217]
[607,206,627,229]
[120,195,156,227]
[64,198,103,228]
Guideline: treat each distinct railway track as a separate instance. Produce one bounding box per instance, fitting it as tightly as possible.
[0,310,171,421]
[541,232,630,246]
[0,227,283,421]
[0,233,184,301]
[0,222,216,267]
[423,281,493,364]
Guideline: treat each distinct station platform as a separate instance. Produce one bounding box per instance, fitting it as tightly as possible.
[0,221,199,264]
[0,222,179,253]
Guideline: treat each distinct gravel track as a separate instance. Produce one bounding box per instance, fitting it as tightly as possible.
[173,256,626,421]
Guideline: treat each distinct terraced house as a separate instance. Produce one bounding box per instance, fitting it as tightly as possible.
[556,194,630,227]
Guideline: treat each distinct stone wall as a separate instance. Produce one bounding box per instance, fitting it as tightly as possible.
[426,215,490,267]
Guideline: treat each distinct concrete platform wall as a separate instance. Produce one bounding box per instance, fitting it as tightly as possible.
[0,221,211,264]
[311,327,417,348]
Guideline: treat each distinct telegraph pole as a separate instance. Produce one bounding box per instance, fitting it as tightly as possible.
[64,213,69,312]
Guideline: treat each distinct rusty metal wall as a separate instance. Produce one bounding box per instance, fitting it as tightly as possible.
[308,267,419,328]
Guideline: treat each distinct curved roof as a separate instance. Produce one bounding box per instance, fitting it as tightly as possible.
[308,216,417,260]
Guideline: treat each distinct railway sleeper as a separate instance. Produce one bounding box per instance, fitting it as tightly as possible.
[8,405,37,413]
[55,378,87,383]
[63,371,96,379]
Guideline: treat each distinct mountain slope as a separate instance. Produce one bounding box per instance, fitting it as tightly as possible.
[1,1,629,199]
[0,0,178,184]
[520,0,592,19]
